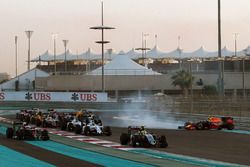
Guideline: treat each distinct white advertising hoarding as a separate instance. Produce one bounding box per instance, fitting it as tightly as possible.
[0,92,107,102]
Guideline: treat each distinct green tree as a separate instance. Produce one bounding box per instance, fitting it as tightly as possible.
[0,79,8,84]
[202,85,218,96]
[171,70,194,97]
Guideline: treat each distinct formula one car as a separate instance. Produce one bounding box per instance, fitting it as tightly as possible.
[16,109,38,123]
[41,111,62,128]
[179,116,235,130]
[66,117,83,132]
[59,110,111,136]
[42,115,60,128]
[60,110,88,131]
[78,119,112,136]
[120,126,168,148]
[6,122,50,140]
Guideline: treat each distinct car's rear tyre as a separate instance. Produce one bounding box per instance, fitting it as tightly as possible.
[158,135,168,148]
[132,136,137,147]
[60,121,67,130]
[16,130,24,140]
[75,124,82,134]
[84,126,90,135]
[227,124,234,130]
[41,130,50,141]
[6,128,14,138]
[104,126,112,136]
[120,133,129,145]
[67,123,74,131]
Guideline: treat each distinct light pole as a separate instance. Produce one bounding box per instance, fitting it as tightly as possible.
[86,48,91,72]
[242,57,245,98]
[188,59,194,112]
[144,33,149,65]
[135,33,150,66]
[15,36,18,77]
[177,36,182,70]
[188,59,193,98]
[52,33,58,74]
[155,34,158,46]
[217,0,224,97]
[62,40,69,72]
[233,33,239,57]
[90,1,115,92]
[25,30,33,71]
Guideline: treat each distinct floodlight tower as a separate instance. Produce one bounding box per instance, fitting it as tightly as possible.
[25,30,34,71]
[177,36,183,70]
[62,40,69,72]
[90,1,115,92]
[52,33,58,74]
[135,33,150,66]
[233,33,239,57]
[15,36,18,77]
[217,0,224,97]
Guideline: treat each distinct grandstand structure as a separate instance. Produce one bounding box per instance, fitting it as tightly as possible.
[28,47,250,98]
[1,45,249,98]
[32,45,250,75]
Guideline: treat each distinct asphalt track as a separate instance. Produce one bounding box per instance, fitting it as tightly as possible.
[0,129,194,167]
[27,140,155,167]
[0,125,193,167]
[94,127,250,166]
[1,114,250,166]
[0,134,102,167]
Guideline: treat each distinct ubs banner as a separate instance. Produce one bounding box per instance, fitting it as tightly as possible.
[0,92,107,102]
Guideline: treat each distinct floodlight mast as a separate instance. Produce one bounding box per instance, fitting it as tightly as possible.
[25,30,33,71]
[90,1,115,92]
[217,0,224,97]
[135,33,150,66]
[52,33,58,75]
[62,40,69,72]
[15,36,18,77]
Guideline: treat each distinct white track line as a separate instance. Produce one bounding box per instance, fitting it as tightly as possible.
[48,129,136,151]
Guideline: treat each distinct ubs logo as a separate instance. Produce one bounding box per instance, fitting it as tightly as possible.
[25,92,32,100]
[71,93,79,101]
[25,92,51,101]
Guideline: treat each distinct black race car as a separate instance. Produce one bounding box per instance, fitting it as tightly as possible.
[120,126,168,148]
[6,122,49,140]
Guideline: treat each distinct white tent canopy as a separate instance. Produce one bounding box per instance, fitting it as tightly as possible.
[146,45,168,59]
[88,53,161,75]
[31,50,54,62]
[32,45,250,62]
[126,48,141,59]
[207,46,234,57]
[164,48,182,58]
[55,49,75,61]
[184,46,210,58]
[242,46,250,56]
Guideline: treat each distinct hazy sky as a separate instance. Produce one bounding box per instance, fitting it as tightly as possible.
[1,0,250,77]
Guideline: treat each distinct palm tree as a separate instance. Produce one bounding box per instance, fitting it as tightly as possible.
[171,70,194,97]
